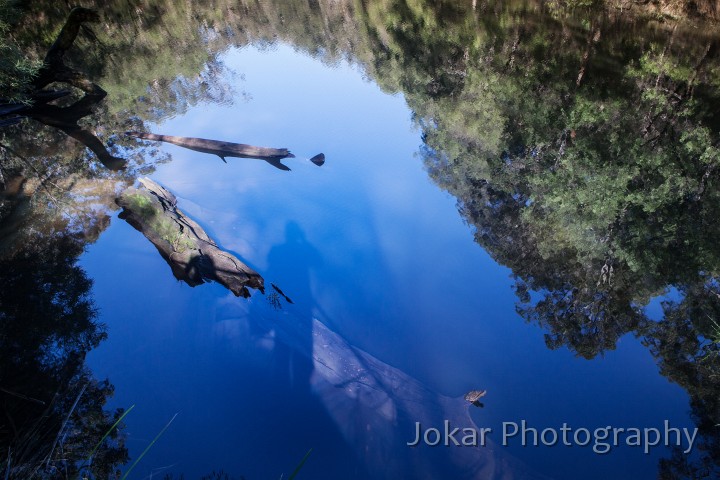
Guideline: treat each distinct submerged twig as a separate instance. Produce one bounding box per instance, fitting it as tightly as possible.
[286,448,313,480]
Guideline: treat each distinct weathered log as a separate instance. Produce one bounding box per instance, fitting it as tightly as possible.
[126,131,298,171]
[116,177,264,297]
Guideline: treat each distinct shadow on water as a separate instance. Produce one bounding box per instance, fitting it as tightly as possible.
[265,222,321,393]
[117,210,551,478]
[238,289,551,480]
[205,224,549,479]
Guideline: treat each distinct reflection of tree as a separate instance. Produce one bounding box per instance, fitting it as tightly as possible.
[1,7,128,171]
[639,280,720,479]
[3,0,720,477]
[381,1,720,353]
[0,231,128,478]
[2,1,244,196]
[346,1,720,477]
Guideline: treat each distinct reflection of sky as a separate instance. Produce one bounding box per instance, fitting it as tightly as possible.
[83,44,692,480]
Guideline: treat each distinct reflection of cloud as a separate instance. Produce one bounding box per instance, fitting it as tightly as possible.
[212,318,276,353]
[155,156,261,198]
[212,294,277,353]
[365,166,460,281]
[212,318,248,341]
[151,157,298,265]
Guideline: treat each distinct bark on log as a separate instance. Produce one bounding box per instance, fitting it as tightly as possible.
[126,131,295,171]
[116,177,264,297]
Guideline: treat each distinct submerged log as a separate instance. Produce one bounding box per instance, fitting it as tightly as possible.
[126,131,295,171]
[116,177,264,297]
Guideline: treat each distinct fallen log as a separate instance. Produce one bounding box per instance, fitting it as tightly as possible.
[126,131,324,171]
[126,131,293,170]
[116,177,264,297]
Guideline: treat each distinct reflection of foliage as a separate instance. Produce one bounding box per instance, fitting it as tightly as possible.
[395,0,720,354]
[13,1,240,121]
[3,1,244,198]
[267,292,282,310]
[640,280,720,478]
[0,232,128,478]
[360,6,720,472]
[3,0,720,478]
[0,1,40,104]
[343,1,720,477]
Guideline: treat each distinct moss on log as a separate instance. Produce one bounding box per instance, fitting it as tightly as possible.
[116,177,264,297]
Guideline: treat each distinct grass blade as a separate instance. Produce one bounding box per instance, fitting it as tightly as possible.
[120,413,178,480]
[45,382,88,468]
[85,404,136,466]
[4,447,10,480]
[286,448,312,480]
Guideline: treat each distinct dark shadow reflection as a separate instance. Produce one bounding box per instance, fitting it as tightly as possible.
[22,91,127,171]
[265,221,321,393]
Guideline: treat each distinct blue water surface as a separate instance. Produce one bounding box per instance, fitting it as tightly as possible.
[82,44,693,480]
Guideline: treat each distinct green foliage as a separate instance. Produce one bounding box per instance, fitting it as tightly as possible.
[563,0,601,6]
[0,0,40,103]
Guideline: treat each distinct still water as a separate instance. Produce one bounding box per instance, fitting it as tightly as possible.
[80,45,691,479]
[2,1,720,479]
